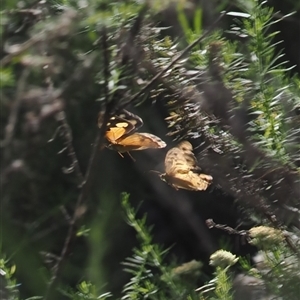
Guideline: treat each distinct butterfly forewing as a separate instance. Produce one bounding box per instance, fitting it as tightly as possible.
[98,109,143,130]
[103,121,131,143]
[117,110,143,130]
[176,141,201,172]
[98,109,143,143]
[165,148,191,175]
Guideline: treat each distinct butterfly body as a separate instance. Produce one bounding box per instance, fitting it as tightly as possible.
[98,109,166,153]
[160,141,212,191]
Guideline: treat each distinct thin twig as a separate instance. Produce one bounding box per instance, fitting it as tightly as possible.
[44,111,112,300]
[206,217,299,257]
[260,206,300,257]
[54,111,84,186]
[206,219,248,236]
[1,32,44,66]
[1,69,30,160]
[102,27,109,104]
[1,9,77,67]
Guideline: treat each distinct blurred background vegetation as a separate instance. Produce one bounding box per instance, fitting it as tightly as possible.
[1,0,300,299]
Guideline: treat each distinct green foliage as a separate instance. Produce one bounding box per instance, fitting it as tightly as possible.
[196,251,238,300]
[172,1,300,167]
[2,196,300,299]
[213,267,233,300]
[225,3,299,165]
[121,193,203,299]
[120,197,300,300]
[62,281,112,300]
[1,0,300,299]
[121,192,175,299]
[177,1,203,41]
[0,256,20,300]
[0,68,15,88]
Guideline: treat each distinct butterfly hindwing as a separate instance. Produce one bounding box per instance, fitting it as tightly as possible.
[164,171,211,191]
[114,110,143,132]
[165,147,191,175]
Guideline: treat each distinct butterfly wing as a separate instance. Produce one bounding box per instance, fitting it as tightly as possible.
[105,122,133,143]
[108,132,166,152]
[98,109,143,143]
[171,172,212,191]
[164,147,191,175]
[176,141,201,173]
[163,141,212,191]
[176,141,193,152]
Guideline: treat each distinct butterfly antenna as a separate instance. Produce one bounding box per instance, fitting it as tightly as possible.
[149,170,167,183]
[148,170,162,175]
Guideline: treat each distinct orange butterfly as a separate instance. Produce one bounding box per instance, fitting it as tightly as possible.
[159,141,212,191]
[98,109,166,153]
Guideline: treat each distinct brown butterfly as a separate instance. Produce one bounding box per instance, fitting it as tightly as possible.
[98,109,166,153]
[159,141,212,191]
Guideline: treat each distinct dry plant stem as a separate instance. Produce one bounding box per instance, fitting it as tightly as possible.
[55,111,84,185]
[1,70,29,159]
[44,115,109,300]
[206,219,248,236]
[44,29,113,300]
[118,12,225,111]
[0,32,44,66]
[206,170,300,256]
[207,217,299,256]
[44,106,84,299]
[102,27,109,104]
